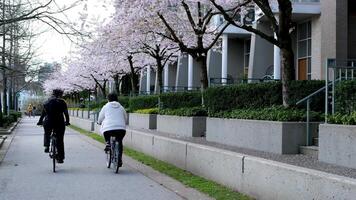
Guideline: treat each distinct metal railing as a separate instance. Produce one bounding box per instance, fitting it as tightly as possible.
[325,59,356,121]
[296,59,356,146]
[210,76,278,86]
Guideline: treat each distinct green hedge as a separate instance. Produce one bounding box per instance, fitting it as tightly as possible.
[134,108,159,114]
[129,95,159,112]
[0,111,22,127]
[209,106,323,122]
[335,80,356,114]
[328,112,356,125]
[118,96,130,108]
[159,92,202,109]
[159,107,208,117]
[205,80,325,113]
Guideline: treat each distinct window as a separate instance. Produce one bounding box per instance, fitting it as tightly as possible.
[244,39,251,78]
[297,21,312,80]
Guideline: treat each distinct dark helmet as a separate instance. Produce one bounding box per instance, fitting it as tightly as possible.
[52,89,64,98]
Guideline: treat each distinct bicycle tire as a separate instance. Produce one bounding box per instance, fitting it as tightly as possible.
[52,139,56,173]
[114,141,120,173]
[106,148,112,168]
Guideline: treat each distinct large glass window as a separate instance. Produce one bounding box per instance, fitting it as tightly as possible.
[298,21,312,80]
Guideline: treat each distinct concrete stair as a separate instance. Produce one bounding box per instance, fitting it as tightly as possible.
[300,146,318,158]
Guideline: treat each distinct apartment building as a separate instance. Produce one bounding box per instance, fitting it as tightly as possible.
[139,0,356,93]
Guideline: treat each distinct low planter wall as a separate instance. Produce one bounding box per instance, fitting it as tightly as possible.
[125,128,356,200]
[319,124,356,169]
[129,113,156,129]
[206,118,319,154]
[157,115,206,137]
[70,117,94,131]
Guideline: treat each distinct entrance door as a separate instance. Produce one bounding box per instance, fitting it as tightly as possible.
[298,59,307,80]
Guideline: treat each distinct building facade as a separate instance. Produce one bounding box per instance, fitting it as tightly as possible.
[139,0,355,94]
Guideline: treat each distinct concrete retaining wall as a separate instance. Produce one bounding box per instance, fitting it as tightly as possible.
[70,117,94,131]
[70,121,356,200]
[206,118,319,154]
[157,115,206,137]
[129,113,156,129]
[319,124,356,169]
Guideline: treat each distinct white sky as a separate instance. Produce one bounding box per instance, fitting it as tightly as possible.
[33,0,114,63]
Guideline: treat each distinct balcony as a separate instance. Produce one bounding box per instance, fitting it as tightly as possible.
[256,0,320,22]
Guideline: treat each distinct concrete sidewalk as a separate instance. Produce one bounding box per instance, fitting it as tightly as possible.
[0,117,205,200]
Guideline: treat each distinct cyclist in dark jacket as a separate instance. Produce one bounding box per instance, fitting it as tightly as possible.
[37,89,70,163]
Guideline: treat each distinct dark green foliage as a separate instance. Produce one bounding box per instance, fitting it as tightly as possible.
[118,96,130,108]
[159,107,208,117]
[129,95,159,112]
[209,106,323,122]
[134,108,159,114]
[159,91,202,109]
[328,112,356,125]
[335,80,356,114]
[204,82,282,113]
[1,111,22,127]
[204,81,325,113]
[288,80,325,112]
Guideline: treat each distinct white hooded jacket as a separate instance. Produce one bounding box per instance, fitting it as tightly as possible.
[98,101,127,134]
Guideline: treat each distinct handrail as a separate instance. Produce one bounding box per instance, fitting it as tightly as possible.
[296,78,341,105]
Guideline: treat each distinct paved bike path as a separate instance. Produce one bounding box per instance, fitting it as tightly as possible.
[0,117,184,200]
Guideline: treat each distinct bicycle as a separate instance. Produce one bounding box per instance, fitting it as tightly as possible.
[49,131,58,173]
[105,136,121,173]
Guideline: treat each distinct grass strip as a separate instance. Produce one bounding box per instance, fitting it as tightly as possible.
[69,125,251,200]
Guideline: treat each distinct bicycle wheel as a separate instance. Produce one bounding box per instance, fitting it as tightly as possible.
[51,139,56,173]
[114,141,120,173]
[106,148,112,168]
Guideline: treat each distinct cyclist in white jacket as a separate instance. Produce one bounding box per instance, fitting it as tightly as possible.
[98,93,127,167]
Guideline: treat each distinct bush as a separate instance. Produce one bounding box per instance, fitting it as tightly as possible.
[335,80,356,114]
[129,95,159,112]
[328,112,356,125]
[159,107,207,117]
[118,96,130,108]
[204,80,325,113]
[209,106,323,122]
[159,92,202,109]
[134,108,159,114]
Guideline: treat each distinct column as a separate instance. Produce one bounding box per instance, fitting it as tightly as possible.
[146,66,151,94]
[221,34,228,85]
[188,55,194,90]
[164,64,169,92]
[273,37,281,80]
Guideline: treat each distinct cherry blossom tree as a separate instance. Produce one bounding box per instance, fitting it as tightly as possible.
[210,0,295,107]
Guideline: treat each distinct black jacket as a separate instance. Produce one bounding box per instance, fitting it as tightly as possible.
[38,96,70,128]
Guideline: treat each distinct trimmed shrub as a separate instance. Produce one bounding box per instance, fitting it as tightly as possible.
[204,82,281,113]
[204,80,325,113]
[118,96,130,108]
[335,80,356,114]
[328,112,356,125]
[129,95,159,112]
[134,108,159,114]
[159,107,207,117]
[159,92,202,109]
[209,106,323,122]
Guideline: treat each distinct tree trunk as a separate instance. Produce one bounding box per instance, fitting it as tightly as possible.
[128,55,137,95]
[113,74,121,95]
[281,47,295,107]
[155,57,164,94]
[197,55,209,89]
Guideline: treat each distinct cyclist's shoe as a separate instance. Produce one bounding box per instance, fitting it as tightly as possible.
[104,144,111,152]
[57,159,64,164]
[44,146,49,153]
[118,161,123,167]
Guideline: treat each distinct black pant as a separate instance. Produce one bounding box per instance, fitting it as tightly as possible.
[104,130,126,163]
[44,124,65,160]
